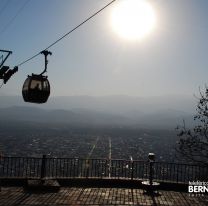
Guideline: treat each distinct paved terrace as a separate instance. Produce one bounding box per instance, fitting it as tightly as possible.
[0,156,208,205]
[0,186,207,206]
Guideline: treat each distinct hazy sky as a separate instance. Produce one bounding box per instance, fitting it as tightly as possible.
[1,0,208,97]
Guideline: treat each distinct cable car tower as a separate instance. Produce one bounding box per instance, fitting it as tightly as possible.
[0,49,18,84]
[22,50,52,104]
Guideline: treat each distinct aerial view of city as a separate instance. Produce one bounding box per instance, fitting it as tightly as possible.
[0,120,177,161]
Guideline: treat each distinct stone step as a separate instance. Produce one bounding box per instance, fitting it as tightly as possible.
[25,179,60,192]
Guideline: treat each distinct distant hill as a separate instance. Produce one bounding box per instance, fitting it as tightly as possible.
[0,94,196,129]
[0,94,196,112]
[0,106,134,127]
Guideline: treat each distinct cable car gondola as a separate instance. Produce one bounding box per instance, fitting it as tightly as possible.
[22,50,52,104]
[22,73,50,103]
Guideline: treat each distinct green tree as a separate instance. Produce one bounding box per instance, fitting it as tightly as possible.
[176,87,208,166]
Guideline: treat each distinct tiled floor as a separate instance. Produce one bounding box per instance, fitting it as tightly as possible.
[0,187,207,206]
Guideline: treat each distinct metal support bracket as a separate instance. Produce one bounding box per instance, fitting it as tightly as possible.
[0,49,12,69]
[40,50,52,75]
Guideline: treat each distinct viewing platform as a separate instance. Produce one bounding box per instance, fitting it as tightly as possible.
[1,186,207,206]
[0,156,208,205]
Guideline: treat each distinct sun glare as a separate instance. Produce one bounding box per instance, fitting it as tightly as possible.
[111,0,156,40]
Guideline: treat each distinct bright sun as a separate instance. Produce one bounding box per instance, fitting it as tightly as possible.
[111,0,156,40]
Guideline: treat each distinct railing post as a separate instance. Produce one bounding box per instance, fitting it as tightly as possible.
[131,160,134,180]
[108,158,111,178]
[41,155,46,180]
[142,153,160,194]
[148,153,155,186]
[86,159,89,178]
[176,164,179,183]
[149,161,153,186]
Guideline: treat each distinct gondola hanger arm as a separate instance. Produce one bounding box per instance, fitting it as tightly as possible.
[40,50,52,75]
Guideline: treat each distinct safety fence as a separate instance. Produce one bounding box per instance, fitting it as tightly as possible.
[0,156,207,184]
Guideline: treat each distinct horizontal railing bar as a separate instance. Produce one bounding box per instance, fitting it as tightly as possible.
[153,161,208,167]
[0,156,207,184]
[1,157,207,167]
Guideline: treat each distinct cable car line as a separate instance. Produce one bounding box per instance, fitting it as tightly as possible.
[44,0,117,51]
[0,82,3,89]
[0,0,11,18]
[0,0,31,35]
[16,52,41,67]
[16,0,117,67]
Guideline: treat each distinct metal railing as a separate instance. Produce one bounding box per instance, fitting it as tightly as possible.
[0,156,207,184]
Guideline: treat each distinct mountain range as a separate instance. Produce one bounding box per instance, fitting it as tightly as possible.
[0,95,197,129]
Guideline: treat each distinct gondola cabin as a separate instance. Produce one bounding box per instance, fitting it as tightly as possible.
[22,74,50,103]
